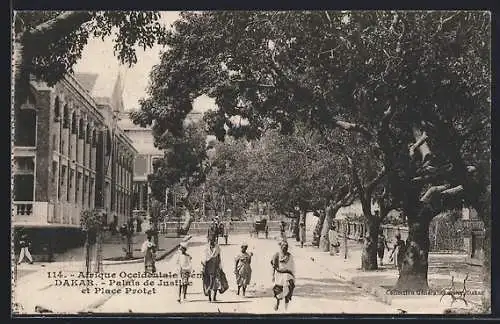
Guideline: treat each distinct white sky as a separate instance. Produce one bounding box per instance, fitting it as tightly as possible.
[74,11,217,114]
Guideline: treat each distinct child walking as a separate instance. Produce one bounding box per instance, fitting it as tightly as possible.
[176,241,192,302]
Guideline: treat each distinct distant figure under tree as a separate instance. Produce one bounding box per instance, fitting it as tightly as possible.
[389,233,406,272]
[141,230,156,273]
[377,229,390,266]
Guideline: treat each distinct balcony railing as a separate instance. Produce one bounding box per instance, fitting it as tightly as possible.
[13,201,33,216]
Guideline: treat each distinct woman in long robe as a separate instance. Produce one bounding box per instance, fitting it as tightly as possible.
[141,232,156,273]
[234,243,253,296]
[202,235,222,302]
[271,240,295,311]
[389,233,406,272]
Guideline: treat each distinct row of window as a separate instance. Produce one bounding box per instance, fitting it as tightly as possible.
[51,162,95,208]
[53,97,135,170]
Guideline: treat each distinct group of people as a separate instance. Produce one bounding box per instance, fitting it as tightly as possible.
[109,215,144,236]
[207,217,230,245]
[140,229,296,311]
[377,230,406,271]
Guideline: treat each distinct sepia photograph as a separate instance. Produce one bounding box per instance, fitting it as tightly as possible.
[11,10,491,316]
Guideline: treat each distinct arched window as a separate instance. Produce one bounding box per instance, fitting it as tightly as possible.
[86,124,92,143]
[79,118,85,139]
[54,97,60,122]
[71,111,78,134]
[63,104,69,128]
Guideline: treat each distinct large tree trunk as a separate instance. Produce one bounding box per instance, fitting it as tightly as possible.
[361,216,379,270]
[312,210,326,247]
[395,206,432,291]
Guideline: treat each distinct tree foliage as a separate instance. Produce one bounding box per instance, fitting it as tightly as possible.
[148,121,212,206]
[189,125,353,219]
[14,11,168,104]
[133,10,490,291]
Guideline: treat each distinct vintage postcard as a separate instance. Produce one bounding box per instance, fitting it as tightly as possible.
[11,10,491,316]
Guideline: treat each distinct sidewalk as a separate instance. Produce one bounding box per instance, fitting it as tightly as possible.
[12,235,192,314]
[292,242,484,314]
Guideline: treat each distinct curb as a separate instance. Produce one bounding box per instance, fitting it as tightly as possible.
[464,257,482,267]
[331,270,393,306]
[101,235,192,266]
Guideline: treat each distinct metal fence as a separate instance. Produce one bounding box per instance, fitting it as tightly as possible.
[159,221,282,235]
[159,218,481,254]
[332,219,483,253]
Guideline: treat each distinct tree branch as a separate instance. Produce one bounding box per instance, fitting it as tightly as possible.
[420,184,451,203]
[366,167,386,196]
[333,120,373,140]
[412,163,454,183]
[341,191,356,207]
[21,11,93,44]
[441,185,464,195]
[409,129,428,158]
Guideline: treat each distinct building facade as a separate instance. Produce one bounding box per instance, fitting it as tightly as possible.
[12,72,136,252]
[117,113,162,215]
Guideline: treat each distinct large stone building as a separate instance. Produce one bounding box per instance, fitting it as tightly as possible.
[12,72,136,253]
[117,113,162,215]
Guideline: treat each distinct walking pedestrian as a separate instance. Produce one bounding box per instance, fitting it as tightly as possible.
[377,229,390,266]
[328,224,340,255]
[299,222,306,248]
[223,220,230,245]
[234,242,253,296]
[202,234,224,302]
[207,218,219,243]
[389,233,406,272]
[280,221,287,242]
[176,241,192,302]
[141,230,156,274]
[271,240,295,312]
[136,217,142,233]
[110,215,118,235]
[218,221,226,244]
[17,231,33,264]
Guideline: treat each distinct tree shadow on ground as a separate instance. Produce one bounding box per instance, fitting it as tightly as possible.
[212,300,252,304]
[293,278,367,301]
[183,241,207,249]
[349,274,397,289]
[243,278,367,301]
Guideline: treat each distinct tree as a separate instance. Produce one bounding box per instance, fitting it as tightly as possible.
[13,11,168,106]
[148,121,212,206]
[319,183,356,252]
[133,11,490,297]
[329,131,389,269]
[80,209,105,273]
[195,138,252,218]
